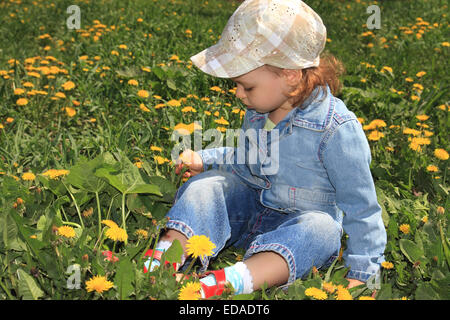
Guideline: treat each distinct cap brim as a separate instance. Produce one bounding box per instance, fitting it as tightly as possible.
[190,42,262,79]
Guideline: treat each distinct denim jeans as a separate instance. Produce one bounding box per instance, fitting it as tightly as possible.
[165,167,342,285]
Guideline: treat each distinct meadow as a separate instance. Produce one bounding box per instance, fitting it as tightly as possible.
[0,0,448,300]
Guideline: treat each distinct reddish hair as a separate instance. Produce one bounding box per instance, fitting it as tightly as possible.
[263,50,346,109]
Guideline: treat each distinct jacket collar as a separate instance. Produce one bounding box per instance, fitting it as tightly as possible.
[247,84,335,133]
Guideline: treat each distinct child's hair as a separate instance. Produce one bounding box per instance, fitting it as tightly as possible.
[264,50,346,109]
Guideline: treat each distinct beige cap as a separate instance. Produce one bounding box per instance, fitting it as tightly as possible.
[190,0,327,78]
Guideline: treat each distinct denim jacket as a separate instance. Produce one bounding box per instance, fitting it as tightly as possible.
[197,84,387,283]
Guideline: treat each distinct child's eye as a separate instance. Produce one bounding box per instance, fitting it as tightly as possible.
[244,87,253,92]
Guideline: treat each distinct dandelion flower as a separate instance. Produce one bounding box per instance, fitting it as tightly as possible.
[41,169,70,179]
[186,235,216,259]
[138,90,149,98]
[335,285,353,300]
[416,71,426,77]
[65,107,76,117]
[305,287,328,300]
[359,296,375,300]
[134,229,148,239]
[381,261,394,269]
[368,130,384,141]
[167,99,181,107]
[426,165,438,172]
[85,275,114,294]
[105,227,128,242]
[415,114,429,121]
[178,282,202,300]
[16,98,29,106]
[62,81,76,90]
[128,79,138,86]
[322,282,337,294]
[399,224,410,234]
[150,145,162,152]
[21,172,36,181]
[101,220,119,229]
[57,225,76,238]
[434,148,449,160]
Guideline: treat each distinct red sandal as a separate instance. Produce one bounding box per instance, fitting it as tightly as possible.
[199,269,228,298]
[143,249,178,273]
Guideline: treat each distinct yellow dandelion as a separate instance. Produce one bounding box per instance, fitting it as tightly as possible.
[359,296,375,300]
[368,130,384,141]
[85,275,114,294]
[134,229,148,239]
[167,99,181,107]
[101,220,119,229]
[14,88,26,95]
[82,207,94,218]
[178,282,202,300]
[210,86,222,92]
[181,106,197,113]
[415,114,429,121]
[21,172,36,181]
[426,165,438,172]
[118,44,128,50]
[62,81,75,91]
[403,128,421,136]
[41,169,70,179]
[305,287,328,300]
[405,77,414,82]
[335,285,353,300]
[65,107,76,117]
[416,71,426,77]
[57,225,76,238]
[214,117,230,126]
[105,226,128,242]
[421,216,428,223]
[381,261,394,269]
[434,148,449,160]
[128,79,138,86]
[150,145,162,152]
[186,235,216,259]
[442,42,450,47]
[381,66,393,74]
[137,90,149,98]
[399,224,410,234]
[139,103,150,112]
[154,155,169,165]
[16,98,29,106]
[322,282,337,294]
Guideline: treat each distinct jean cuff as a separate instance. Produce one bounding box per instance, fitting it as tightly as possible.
[243,242,297,284]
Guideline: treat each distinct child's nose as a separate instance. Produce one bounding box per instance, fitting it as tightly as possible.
[235,86,246,99]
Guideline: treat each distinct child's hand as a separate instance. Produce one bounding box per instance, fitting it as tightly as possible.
[175,149,204,178]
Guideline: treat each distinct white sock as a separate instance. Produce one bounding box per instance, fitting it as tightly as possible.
[144,240,186,272]
[200,262,254,297]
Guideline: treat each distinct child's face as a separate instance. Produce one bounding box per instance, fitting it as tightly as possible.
[231,65,294,115]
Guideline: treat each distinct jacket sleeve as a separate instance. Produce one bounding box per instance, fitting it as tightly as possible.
[196,110,250,172]
[322,119,387,283]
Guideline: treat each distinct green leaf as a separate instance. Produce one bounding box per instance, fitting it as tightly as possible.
[17,269,44,300]
[0,210,21,251]
[114,258,135,300]
[415,282,440,300]
[399,239,425,264]
[66,155,107,193]
[162,239,183,264]
[95,151,162,196]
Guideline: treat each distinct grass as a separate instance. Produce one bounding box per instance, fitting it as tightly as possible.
[0,0,449,300]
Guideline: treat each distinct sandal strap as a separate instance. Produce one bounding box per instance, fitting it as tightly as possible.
[200,269,227,298]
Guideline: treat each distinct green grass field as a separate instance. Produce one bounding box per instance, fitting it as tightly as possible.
[0,0,448,300]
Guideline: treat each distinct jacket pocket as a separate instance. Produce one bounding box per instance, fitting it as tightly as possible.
[288,186,336,212]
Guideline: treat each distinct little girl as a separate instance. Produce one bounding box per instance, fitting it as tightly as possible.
[145,0,387,298]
